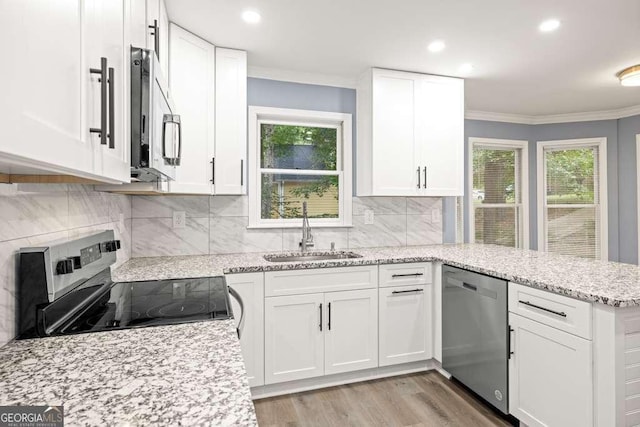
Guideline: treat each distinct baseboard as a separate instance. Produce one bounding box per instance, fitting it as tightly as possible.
[250,359,437,399]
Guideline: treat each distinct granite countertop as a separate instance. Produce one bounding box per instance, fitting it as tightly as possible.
[114,244,640,307]
[0,320,257,426]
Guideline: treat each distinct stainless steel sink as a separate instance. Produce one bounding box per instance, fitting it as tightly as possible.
[264,251,363,263]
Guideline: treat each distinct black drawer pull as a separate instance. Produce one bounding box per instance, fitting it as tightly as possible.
[519,300,567,318]
[391,288,424,294]
[391,273,424,278]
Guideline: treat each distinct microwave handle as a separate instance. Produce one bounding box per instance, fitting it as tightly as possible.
[162,114,182,166]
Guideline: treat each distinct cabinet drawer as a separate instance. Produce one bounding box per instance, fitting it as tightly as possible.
[379,263,432,287]
[265,266,378,297]
[509,283,592,340]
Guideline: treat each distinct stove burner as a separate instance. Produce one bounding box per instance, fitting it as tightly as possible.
[147,301,207,318]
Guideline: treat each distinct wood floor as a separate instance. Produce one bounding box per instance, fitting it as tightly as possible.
[253,371,513,427]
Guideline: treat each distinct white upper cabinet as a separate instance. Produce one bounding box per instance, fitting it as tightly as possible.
[166,26,247,195]
[145,0,169,77]
[168,24,216,194]
[0,0,129,183]
[214,48,248,195]
[357,68,464,196]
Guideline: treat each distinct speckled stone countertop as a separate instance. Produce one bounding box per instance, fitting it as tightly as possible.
[114,244,640,307]
[0,320,257,426]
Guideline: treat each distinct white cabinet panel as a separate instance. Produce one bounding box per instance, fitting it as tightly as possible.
[168,24,215,194]
[379,285,431,366]
[0,0,95,177]
[324,289,378,375]
[158,0,169,77]
[371,70,417,196]
[509,313,592,427]
[265,293,324,384]
[227,273,264,388]
[379,263,432,287]
[265,266,377,297]
[214,48,247,195]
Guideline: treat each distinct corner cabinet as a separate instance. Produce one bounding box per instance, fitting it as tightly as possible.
[0,0,130,183]
[226,273,265,388]
[356,68,464,196]
[167,25,247,195]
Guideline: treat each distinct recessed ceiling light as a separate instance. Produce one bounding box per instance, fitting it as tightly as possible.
[242,10,261,24]
[459,63,474,74]
[539,18,560,32]
[617,65,640,87]
[428,40,446,53]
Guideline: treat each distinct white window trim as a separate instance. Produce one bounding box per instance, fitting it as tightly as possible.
[467,137,530,248]
[536,137,608,260]
[247,106,353,229]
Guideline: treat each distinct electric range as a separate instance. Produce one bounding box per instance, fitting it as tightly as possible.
[17,230,239,339]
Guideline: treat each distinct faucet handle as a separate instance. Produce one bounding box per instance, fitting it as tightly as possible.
[330,242,335,251]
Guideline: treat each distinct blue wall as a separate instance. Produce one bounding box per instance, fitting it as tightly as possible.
[465,117,640,264]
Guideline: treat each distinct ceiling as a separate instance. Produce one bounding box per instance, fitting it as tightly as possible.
[166,0,640,117]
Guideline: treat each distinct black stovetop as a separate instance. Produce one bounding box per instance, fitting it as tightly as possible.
[44,275,231,336]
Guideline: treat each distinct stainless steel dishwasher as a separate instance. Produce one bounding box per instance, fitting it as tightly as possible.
[442,265,509,414]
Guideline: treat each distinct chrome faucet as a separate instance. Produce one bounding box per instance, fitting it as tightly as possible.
[299,201,314,252]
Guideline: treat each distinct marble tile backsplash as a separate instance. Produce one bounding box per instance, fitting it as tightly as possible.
[131,195,443,257]
[0,184,132,347]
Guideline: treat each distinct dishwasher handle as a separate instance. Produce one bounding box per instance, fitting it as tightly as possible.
[228,286,245,339]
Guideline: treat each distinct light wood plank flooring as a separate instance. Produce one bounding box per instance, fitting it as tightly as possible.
[253,371,513,427]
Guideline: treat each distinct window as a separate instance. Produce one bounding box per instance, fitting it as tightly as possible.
[248,106,352,228]
[469,138,529,248]
[537,138,607,260]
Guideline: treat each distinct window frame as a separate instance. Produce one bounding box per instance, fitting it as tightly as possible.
[536,137,608,260]
[467,137,530,248]
[247,106,353,229]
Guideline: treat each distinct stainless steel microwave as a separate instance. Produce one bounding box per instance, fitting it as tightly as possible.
[130,47,181,182]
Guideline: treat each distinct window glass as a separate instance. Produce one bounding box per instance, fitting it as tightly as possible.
[261,173,339,219]
[260,124,337,171]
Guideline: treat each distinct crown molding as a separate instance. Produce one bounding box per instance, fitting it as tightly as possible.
[466,104,640,125]
[247,66,358,89]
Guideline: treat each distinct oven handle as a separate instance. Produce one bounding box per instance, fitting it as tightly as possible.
[228,286,245,339]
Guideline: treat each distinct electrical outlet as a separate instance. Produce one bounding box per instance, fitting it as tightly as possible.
[364,209,375,225]
[172,211,186,229]
[431,209,441,224]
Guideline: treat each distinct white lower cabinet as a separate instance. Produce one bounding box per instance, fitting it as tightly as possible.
[264,293,325,384]
[265,288,378,384]
[324,289,378,375]
[379,285,431,366]
[508,312,593,427]
[226,273,264,388]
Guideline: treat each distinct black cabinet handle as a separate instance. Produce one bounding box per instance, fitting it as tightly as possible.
[89,57,108,145]
[508,326,514,359]
[149,19,159,59]
[391,288,424,294]
[210,157,215,184]
[240,159,244,186]
[391,273,424,278]
[416,167,421,188]
[108,66,115,149]
[423,166,427,189]
[518,300,567,318]
[328,302,331,330]
[319,303,322,331]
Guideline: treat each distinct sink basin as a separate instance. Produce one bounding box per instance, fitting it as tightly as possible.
[264,251,363,263]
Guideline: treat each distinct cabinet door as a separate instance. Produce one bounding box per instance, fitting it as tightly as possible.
[324,289,378,375]
[88,0,130,183]
[227,273,265,388]
[0,0,95,177]
[371,69,418,196]
[379,285,431,366]
[265,293,324,384]
[509,313,593,427]
[146,0,160,52]
[158,0,169,78]
[214,48,247,195]
[415,75,464,196]
[168,24,215,194]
